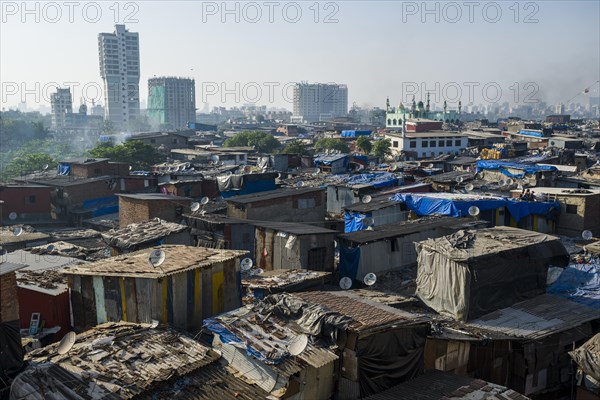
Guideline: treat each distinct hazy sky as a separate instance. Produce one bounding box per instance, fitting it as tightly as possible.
[1,1,599,111]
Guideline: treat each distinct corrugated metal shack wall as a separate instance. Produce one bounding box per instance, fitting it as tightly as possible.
[372,206,408,227]
[163,230,193,246]
[299,363,336,400]
[272,232,301,270]
[298,234,335,272]
[230,224,256,256]
[327,186,360,215]
[256,227,274,271]
[70,260,240,332]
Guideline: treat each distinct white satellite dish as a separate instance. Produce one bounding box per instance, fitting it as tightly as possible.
[288,334,308,356]
[12,227,23,237]
[499,179,507,187]
[390,164,399,172]
[8,212,17,221]
[200,210,207,216]
[362,195,372,204]
[200,197,210,205]
[210,155,220,163]
[129,165,133,171]
[506,178,514,186]
[465,183,474,192]
[148,249,166,268]
[582,230,593,240]
[255,268,264,275]
[57,331,77,355]
[296,181,304,188]
[456,176,464,184]
[240,258,254,271]
[42,164,49,170]
[150,320,159,329]
[427,163,434,168]
[47,244,55,251]
[363,217,374,227]
[191,202,201,212]
[363,273,377,286]
[185,162,191,169]
[339,277,352,290]
[468,206,480,217]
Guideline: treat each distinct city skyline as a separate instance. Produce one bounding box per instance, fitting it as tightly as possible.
[1,1,599,111]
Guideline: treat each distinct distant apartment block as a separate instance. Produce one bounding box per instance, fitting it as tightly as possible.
[50,88,73,129]
[98,24,140,128]
[148,77,196,129]
[292,82,348,123]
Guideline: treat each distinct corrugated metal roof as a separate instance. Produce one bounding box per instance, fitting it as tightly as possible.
[101,218,188,249]
[253,221,336,235]
[117,193,192,201]
[14,322,219,399]
[64,245,247,278]
[242,269,330,290]
[0,261,27,276]
[467,294,600,340]
[293,290,428,332]
[225,187,323,204]
[0,225,50,245]
[364,370,530,400]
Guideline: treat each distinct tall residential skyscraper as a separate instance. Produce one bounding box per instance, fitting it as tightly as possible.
[98,24,140,128]
[292,83,348,123]
[147,77,196,129]
[50,88,73,129]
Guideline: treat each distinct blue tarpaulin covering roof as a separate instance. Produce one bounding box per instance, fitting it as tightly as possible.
[57,163,71,176]
[203,318,275,363]
[341,130,372,137]
[314,154,349,166]
[476,160,557,179]
[547,260,600,309]
[518,130,544,138]
[389,193,559,222]
[335,172,400,188]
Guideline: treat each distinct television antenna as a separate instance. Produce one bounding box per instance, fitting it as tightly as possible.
[339,277,352,290]
[57,331,77,355]
[363,273,377,286]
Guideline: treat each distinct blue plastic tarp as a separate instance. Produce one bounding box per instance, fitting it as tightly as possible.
[389,193,559,222]
[339,172,400,188]
[476,160,557,179]
[339,245,361,280]
[519,130,544,138]
[341,130,372,137]
[91,205,119,217]
[547,261,600,309]
[344,211,372,233]
[57,163,71,176]
[82,196,118,210]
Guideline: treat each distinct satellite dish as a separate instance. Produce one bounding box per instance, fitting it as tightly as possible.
[390,164,399,172]
[499,179,507,187]
[47,244,55,251]
[210,155,220,163]
[296,181,304,188]
[456,176,464,184]
[465,183,474,192]
[255,268,264,275]
[42,164,49,170]
[369,161,376,169]
[8,212,17,221]
[506,178,514,186]
[200,210,207,216]
[12,227,23,237]
[363,217,374,226]
[582,230,593,240]
[150,320,159,329]
[129,165,133,171]
[427,163,434,169]
[57,331,77,355]
[468,206,480,216]
[240,258,254,271]
[200,197,210,205]
[339,277,352,290]
[191,202,201,212]
[148,249,166,268]
[288,334,308,356]
[362,195,372,204]
[185,162,191,169]
[363,273,377,286]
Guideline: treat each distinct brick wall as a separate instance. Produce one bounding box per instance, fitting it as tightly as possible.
[71,160,110,178]
[228,190,325,223]
[0,186,52,220]
[119,197,150,227]
[119,197,192,227]
[0,272,20,322]
[63,180,118,206]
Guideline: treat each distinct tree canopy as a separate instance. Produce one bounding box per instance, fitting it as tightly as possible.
[314,138,350,153]
[372,139,392,160]
[223,131,280,153]
[355,136,372,154]
[89,140,166,170]
[281,140,309,155]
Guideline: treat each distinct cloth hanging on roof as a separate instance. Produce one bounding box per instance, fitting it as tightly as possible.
[217,174,244,191]
[339,245,361,280]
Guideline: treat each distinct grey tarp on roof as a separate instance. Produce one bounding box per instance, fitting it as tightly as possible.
[415,226,569,321]
[570,333,600,382]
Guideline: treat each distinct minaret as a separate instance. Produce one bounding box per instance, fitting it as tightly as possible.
[426,92,430,113]
[411,96,416,114]
[386,97,390,112]
[443,100,447,114]
[458,100,462,114]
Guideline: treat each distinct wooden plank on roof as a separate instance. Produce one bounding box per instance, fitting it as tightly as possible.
[123,278,138,323]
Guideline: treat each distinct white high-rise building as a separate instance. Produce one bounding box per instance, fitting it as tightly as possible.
[50,88,73,129]
[98,24,140,128]
[292,83,348,123]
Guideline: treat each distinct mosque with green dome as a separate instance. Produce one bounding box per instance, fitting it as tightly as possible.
[385,93,462,129]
